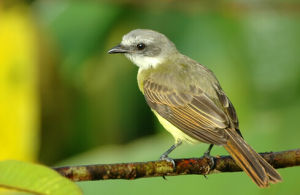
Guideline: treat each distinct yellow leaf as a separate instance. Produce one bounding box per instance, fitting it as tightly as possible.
[0,5,39,161]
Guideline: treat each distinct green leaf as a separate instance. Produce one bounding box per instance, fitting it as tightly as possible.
[0,160,82,195]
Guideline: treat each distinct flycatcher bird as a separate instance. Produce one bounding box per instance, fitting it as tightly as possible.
[108,29,282,187]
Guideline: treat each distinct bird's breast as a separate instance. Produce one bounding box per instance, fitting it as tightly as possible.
[153,110,199,144]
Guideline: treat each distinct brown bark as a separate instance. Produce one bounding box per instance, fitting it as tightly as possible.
[54,149,300,182]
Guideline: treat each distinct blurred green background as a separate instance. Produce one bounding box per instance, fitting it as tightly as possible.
[0,0,299,194]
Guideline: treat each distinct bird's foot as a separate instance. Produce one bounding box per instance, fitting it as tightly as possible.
[160,154,176,180]
[160,154,176,169]
[203,150,211,158]
[202,153,215,178]
[201,149,215,179]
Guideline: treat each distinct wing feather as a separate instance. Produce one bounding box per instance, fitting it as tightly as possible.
[143,79,233,145]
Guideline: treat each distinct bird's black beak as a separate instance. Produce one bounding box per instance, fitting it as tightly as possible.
[107,44,128,54]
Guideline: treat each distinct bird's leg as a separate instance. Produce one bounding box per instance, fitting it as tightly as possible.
[202,144,215,179]
[160,140,182,180]
[203,144,214,157]
[160,139,182,168]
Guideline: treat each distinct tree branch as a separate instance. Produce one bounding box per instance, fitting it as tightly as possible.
[54,149,300,182]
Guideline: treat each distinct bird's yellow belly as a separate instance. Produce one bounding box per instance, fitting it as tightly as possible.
[153,111,199,144]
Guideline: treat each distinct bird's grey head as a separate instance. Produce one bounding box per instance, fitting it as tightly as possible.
[108,29,178,69]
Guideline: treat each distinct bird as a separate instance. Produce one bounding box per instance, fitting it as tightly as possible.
[108,29,282,187]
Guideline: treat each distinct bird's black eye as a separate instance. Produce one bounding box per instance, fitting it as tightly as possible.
[136,43,146,50]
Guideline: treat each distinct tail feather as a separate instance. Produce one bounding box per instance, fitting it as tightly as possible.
[250,148,282,184]
[224,129,282,188]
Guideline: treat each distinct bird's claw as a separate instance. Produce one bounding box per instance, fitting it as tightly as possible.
[202,152,215,175]
[160,154,176,168]
[160,155,176,180]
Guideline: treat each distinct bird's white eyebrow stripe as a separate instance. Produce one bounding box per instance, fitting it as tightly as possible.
[122,36,154,46]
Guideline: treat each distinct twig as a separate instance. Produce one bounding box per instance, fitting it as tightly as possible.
[54,149,300,182]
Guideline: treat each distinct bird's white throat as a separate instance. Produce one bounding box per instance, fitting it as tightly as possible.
[125,54,164,70]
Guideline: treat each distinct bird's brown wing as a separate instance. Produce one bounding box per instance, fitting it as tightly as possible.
[213,84,240,132]
[143,79,236,145]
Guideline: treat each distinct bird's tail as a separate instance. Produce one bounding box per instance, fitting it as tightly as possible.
[224,129,282,188]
